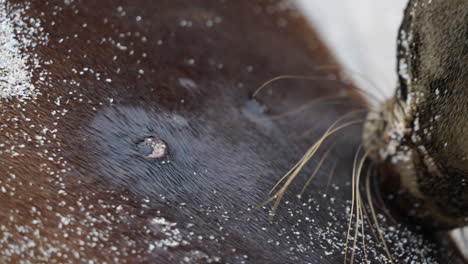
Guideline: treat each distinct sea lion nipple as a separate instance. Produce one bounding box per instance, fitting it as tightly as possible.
[137,137,168,159]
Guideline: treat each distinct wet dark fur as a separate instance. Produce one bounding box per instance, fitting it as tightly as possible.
[366,0,468,230]
[0,0,463,263]
[397,0,468,226]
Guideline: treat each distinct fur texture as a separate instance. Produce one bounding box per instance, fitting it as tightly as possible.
[0,0,462,263]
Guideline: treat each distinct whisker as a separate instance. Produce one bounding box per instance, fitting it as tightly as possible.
[269,155,307,195]
[311,64,391,102]
[256,95,347,122]
[270,109,367,194]
[359,194,369,264]
[252,74,383,105]
[299,144,335,197]
[268,119,365,219]
[325,162,337,195]
[298,109,368,139]
[350,191,361,264]
[344,144,363,263]
[350,150,369,264]
[361,166,381,245]
[366,164,394,264]
[252,73,396,260]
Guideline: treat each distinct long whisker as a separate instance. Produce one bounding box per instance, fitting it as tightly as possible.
[299,114,382,141]
[359,193,369,264]
[351,150,369,264]
[269,152,309,195]
[270,109,367,194]
[350,192,361,264]
[366,165,394,264]
[252,75,382,104]
[299,144,335,197]
[325,162,337,195]
[344,144,362,263]
[268,119,364,219]
[298,109,368,139]
[361,165,381,245]
[306,64,391,102]
[256,95,346,122]
[252,75,309,98]
[311,64,390,101]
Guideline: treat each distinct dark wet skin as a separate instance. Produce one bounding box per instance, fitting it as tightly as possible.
[0,0,463,263]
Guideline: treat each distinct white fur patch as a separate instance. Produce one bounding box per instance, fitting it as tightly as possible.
[0,1,48,101]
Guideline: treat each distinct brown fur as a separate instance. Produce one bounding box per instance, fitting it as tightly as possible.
[0,0,462,263]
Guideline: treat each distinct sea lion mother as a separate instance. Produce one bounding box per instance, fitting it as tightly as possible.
[0,0,462,263]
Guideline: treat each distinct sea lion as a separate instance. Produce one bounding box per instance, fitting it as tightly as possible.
[363,0,468,230]
[0,0,462,263]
